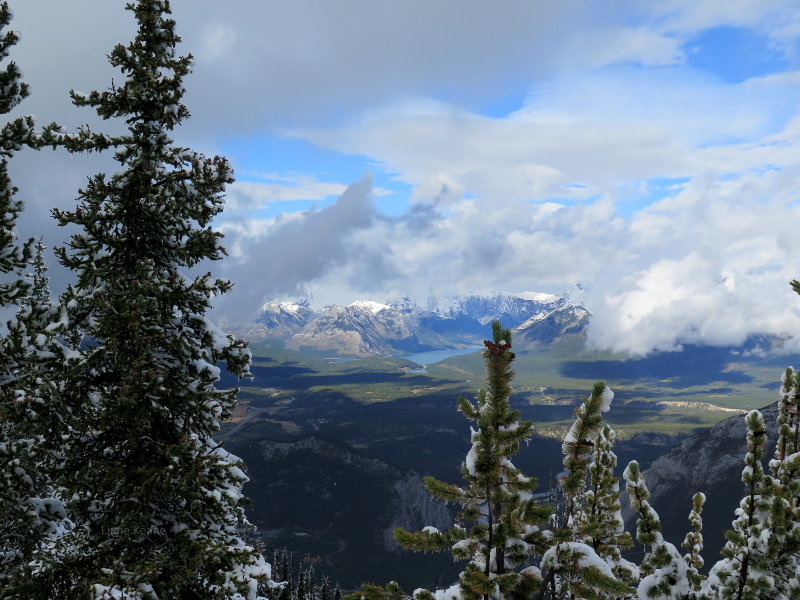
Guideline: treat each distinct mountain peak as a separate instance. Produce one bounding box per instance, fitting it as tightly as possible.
[348,300,392,315]
[260,299,311,315]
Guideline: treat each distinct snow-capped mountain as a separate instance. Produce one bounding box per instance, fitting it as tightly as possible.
[419,292,567,345]
[288,301,429,355]
[434,291,560,325]
[241,289,589,355]
[228,299,314,342]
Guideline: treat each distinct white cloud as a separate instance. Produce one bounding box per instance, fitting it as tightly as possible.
[587,169,800,354]
[225,175,347,210]
[6,1,800,356]
[560,27,685,69]
[215,175,379,320]
[289,67,800,214]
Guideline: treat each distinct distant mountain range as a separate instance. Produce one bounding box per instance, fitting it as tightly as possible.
[228,288,590,355]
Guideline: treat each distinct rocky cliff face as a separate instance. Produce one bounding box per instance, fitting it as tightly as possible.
[384,472,452,552]
[513,305,590,350]
[233,299,314,342]
[241,435,454,584]
[623,402,779,561]
[289,302,428,355]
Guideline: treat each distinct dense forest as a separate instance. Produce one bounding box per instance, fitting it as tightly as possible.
[0,1,798,599]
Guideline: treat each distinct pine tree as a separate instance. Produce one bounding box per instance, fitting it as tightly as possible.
[681,492,705,594]
[624,460,690,600]
[362,321,551,600]
[574,424,637,585]
[0,5,59,592]
[0,0,32,308]
[705,410,775,600]
[538,384,633,600]
[31,1,273,597]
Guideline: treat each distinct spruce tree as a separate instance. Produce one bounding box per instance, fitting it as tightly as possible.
[624,460,690,600]
[681,492,705,594]
[31,1,272,597]
[0,5,60,592]
[362,321,551,600]
[538,385,633,600]
[706,410,775,600]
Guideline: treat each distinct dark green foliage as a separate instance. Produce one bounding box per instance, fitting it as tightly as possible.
[0,7,60,594]
[681,492,705,592]
[24,1,270,597]
[358,322,551,600]
[539,385,635,600]
[0,0,33,308]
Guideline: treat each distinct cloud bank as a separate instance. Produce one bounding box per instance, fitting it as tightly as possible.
[4,0,800,356]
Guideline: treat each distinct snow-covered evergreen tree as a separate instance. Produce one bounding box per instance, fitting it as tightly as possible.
[30,1,273,597]
[0,0,32,308]
[762,369,800,597]
[681,492,705,594]
[573,424,637,586]
[705,410,775,600]
[624,460,690,600]
[361,321,551,600]
[539,384,633,600]
[0,241,67,595]
[0,5,62,593]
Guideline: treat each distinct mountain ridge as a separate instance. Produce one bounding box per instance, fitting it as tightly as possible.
[230,288,589,355]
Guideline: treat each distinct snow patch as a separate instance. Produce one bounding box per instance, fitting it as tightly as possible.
[348,300,391,314]
[600,386,614,412]
[513,291,560,303]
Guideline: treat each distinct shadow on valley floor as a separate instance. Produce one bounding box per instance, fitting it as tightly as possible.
[223,363,462,391]
[286,370,460,388]
[219,363,316,387]
[560,346,754,387]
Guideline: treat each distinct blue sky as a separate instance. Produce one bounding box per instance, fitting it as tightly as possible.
[8,0,800,354]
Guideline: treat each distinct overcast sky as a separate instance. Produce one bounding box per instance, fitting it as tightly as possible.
[7,0,800,355]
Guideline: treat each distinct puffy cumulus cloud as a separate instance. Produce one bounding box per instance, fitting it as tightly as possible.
[586,169,800,355]
[165,129,800,360]
[277,189,630,307]
[267,100,800,355]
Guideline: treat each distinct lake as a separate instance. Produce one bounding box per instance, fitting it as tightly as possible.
[398,346,482,369]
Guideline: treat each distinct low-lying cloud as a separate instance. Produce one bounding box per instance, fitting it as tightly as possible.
[215,175,378,321]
